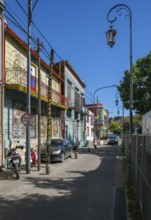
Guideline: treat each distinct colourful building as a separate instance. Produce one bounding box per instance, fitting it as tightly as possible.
[55,60,86,147]
[4,25,68,161]
[86,104,109,140]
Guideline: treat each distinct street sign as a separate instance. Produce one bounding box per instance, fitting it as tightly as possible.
[21,113,34,127]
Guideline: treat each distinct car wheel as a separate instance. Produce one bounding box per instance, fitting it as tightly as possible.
[61,153,65,162]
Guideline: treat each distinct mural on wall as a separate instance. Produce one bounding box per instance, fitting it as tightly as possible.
[52,118,59,137]
[12,102,26,138]
[12,101,36,139]
[52,79,59,103]
[41,115,47,138]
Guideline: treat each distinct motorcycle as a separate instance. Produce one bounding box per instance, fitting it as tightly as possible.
[30,148,37,166]
[25,148,37,167]
[7,149,21,180]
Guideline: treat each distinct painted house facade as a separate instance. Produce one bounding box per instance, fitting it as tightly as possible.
[56,61,86,147]
[86,104,109,140]
[0,5,87,165]
[86,108,94,146]
[3,25,68,163]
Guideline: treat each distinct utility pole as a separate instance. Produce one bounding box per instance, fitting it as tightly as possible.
[26,0,38,174]
[46,49,54,174]
[36,38,42,171]
[26,0,32,174]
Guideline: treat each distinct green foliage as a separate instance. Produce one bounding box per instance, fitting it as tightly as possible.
[118,51,151,115]
[109,121,122,134]
[113,116,122,121]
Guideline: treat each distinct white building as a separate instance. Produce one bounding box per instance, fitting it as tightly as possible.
[86,108,94,146]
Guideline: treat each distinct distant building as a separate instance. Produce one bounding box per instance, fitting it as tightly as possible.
[86,108,94,146]
[86,104,109,140]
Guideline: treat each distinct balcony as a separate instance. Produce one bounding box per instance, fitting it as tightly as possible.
[5,67,69,109]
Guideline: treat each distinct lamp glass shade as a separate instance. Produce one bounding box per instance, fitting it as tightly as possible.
[106,27,116,48]
[81,106,87,115]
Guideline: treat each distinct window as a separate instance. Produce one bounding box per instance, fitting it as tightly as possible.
[87,126,89,136]
[67,80,72,101]
[87,115,89,123]
[30,64,36,91]
[91,116,93,125]
[67,109,72,118]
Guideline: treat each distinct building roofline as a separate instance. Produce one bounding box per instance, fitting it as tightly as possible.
[62,60,86,88]
[5,25,64,82]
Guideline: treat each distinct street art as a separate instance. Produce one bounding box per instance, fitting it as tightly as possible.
[41,116,47,138]
[12,102,26,138]
[12,101,36,139]
[52,118,59,137]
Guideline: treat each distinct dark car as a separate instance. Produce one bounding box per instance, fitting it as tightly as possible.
[107,134,118,145]
[40,138,72,162]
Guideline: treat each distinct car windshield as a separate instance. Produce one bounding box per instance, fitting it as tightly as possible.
[50,140,62,147]
[109,135,117,138]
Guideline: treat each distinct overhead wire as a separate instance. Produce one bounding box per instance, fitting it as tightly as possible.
[4,1,87,96]
[15,0,62,61]
[5,1,75,78]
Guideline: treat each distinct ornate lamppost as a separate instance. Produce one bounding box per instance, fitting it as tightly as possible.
[106,4,133,133]
[93,84,117,104]
[115,92,125,138]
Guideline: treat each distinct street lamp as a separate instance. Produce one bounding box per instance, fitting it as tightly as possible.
[106,4,133,133]
[115,98,119,106]
[106,26,116,48]
[115,92,119,106]
[114,92,125,138]
[93,84,117,104]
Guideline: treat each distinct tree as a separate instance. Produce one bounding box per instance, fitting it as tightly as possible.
[118,51,151,115]
[113,116,122,121]
[109,121,122,134]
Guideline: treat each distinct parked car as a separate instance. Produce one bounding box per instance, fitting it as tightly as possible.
[40,138,72,162]
[107,134,118,145]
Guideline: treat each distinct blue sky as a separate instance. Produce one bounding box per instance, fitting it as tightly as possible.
[4,0,151,117]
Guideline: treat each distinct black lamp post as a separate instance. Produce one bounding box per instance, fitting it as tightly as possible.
[93,84,117,104]
[114,93,125,137]
[106,4,133,133]
[115,98,119,106]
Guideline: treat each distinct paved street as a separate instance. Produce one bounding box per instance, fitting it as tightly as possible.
[0,144,127,220]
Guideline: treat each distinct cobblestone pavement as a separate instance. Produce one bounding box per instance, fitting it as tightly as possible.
[0,144,128,220]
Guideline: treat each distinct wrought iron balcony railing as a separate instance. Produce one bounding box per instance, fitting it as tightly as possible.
[5,67,69,107]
